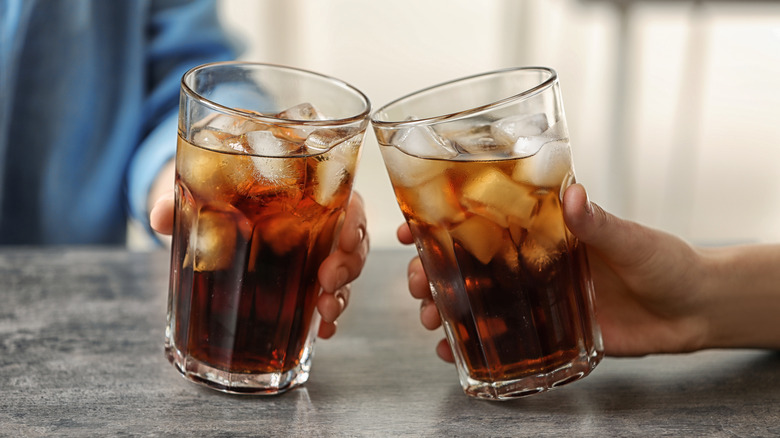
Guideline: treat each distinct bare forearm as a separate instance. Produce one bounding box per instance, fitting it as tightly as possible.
[700,244,780,350]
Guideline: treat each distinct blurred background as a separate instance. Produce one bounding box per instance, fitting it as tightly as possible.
[217,0,780,249]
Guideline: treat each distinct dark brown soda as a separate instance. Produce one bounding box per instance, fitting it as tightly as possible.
[433,227,593,381]
[393,158,598,383]
[169,135,350,375]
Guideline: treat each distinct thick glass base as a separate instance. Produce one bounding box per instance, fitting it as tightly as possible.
[164,343,313,395]
[459,350,602,401]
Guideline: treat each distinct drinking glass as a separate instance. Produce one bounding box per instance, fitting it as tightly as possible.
[371,67,603,400]
[165,62,370,394]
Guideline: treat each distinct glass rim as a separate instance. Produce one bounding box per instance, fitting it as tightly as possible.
[370,66,558,127]
[181,61,372,126]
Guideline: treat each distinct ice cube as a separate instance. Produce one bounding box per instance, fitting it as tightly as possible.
[450,215,505,265]
[394,125,457,159]
[192,128,228,150]
[310,133,362,203]
[272,103,327,143]
[447,125,507,157]
[244,130,302,155]
[512,136,549,158]
[490,113,549,146]
[194,113,267,137]
[408,174,466,225]
[191,127,258,157]
[430,118,512,158]
[512,140,573,187]
[461,167,537,227]
[189,133,263,196]
[243,130,306,184]
[324,131,362,169]
[192,125,266,161]
[223,155,265,197]
[275,102,326,121]
[541,118,567,143]
[528,193,567,248]
[178,135,236,199]
[380,124,458,186]
[521,193,567,273]
[305,127,360,153]
[311,157,348,207]
[520,235,560,273]
[191,209,237,272]
[380,146,450,188]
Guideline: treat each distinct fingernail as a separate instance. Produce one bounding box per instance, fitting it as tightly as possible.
[336,293,347,311]
[584,190,593,216]
[356,225,366,243]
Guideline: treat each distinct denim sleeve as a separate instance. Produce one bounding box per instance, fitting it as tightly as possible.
[126,0,237,237]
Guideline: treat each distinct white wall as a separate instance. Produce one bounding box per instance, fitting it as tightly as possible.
[219,0,780,247]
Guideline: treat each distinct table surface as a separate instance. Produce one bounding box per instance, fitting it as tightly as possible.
[1,247,778,437]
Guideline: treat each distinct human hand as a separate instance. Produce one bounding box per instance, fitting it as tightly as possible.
[313,192,369,338]
[560,183,708,356]
[150,188,369,340]
[400,183,711,362]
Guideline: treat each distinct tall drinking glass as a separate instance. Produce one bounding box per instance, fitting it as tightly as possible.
[165,62,370,394]
[371,67,603,400]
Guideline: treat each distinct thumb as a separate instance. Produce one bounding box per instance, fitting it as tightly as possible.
[562,184,652,266]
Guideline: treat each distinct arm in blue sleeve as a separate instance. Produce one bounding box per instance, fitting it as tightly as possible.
[127,0,238,237]
[127,109,177,239]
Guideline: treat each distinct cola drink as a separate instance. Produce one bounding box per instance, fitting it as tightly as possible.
[165,62,369,395]
[372,67,603,400]
[387,150,600,386]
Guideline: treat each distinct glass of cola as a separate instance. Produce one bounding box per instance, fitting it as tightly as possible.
[371,67,603,400]
[166,62,370,394]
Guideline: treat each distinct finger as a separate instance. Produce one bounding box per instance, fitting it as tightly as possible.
[317,193,369,293]
[396,222,414,245]
[339,193,368,254]
[407,257,431,300]
[318,201,369,294]
[318,237,368,293]
[149,190,175,235]
[318,320,337,339]
[317,284,350,323]
[562,183,657,267]
[436,338,455,363]
[420,298,441,330]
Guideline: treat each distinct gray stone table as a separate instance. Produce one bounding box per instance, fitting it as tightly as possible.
[1,247,778,437]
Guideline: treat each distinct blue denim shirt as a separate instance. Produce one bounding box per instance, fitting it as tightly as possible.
[0,0,236,244]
